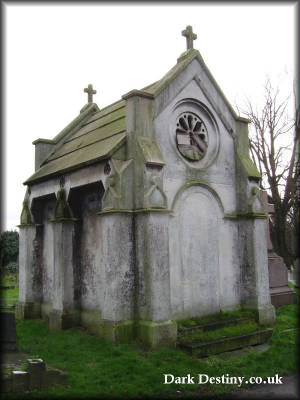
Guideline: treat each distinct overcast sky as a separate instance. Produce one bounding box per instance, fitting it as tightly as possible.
[3,3,296,231]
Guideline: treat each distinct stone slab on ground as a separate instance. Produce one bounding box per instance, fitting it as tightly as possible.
[179,328,273,357]
[216,343,270,361]
[179,317,253,333]
[1,352,68,394]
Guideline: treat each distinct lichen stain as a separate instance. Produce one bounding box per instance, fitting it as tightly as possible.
[32,228,43,302]
[121,269,134,301]
[81,250,96,300]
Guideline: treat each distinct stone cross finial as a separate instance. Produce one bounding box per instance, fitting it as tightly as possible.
[182,25,197,50]
[84,84,96,103]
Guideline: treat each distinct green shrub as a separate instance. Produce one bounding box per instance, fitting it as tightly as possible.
[0,230,19,267]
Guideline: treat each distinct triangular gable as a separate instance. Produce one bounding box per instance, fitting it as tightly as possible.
[139,49,249,126]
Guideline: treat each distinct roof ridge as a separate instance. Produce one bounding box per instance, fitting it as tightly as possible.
[52,103,100,143]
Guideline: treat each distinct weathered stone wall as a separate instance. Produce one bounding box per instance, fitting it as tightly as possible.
[98,213,134,322]
[153,58,241,318]
[41,199,55,306]
[78,190,103,312]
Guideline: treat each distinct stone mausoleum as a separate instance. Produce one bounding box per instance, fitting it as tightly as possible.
[17,26,275,347]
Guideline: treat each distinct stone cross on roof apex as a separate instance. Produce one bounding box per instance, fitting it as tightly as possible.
[84,84,97,103]
[182,25,197,50]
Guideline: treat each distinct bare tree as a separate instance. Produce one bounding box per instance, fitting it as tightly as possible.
[241,79,299,268]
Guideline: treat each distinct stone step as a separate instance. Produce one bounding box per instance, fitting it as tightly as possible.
[178,317,254,333]
[178,328,273,358]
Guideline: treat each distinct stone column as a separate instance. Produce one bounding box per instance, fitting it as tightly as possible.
[251,217,276,324]
[120,89,176,347]
[239,216,275,325]
[235,120,275,325]
[49,219,79,330]
[135,211,177,348]
[49,189,79,330]
[97,212,135,344]
[16,223,43,320]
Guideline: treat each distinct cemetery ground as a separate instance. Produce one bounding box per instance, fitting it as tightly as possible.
[0,278,299,399]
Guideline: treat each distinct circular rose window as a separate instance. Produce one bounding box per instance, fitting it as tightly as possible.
[176,112,208,161]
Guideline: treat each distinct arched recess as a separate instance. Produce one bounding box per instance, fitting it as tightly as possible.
[31,193,57,307]
[68,181,105,311]
[169,182,224,319]
[31,193,57,224]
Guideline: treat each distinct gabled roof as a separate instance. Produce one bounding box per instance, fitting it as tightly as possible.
[24,100,126,185]
[25,48,250,186]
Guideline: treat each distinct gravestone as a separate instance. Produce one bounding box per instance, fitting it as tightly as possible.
[260,190,297,307]
[288,260,299,288]
[0,312,17,351]
[16,26,275,347]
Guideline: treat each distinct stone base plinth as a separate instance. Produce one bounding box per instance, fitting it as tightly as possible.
[257,304,276,326]
[49,310,80,330]
[99,320,134,344]
[138,320,177,348]
[80,310,102,336]
[15,302,41,320]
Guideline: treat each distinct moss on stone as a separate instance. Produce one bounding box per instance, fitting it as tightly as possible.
[15,302,41,320]
[99,320,134,344]
[80,310,102,336]
[20,200,33,225]
[49,309,80,331]
[137,137,165,166]
[41,303,52,321]
[224,212,267,219]
[97,208,171,216]
[179,321,259,344]
[53,189,72,220]
[171,180,224,213]
[237,153,261,180]
[24,133,126,185]
[138,320,177,348]
[181,328,273,357]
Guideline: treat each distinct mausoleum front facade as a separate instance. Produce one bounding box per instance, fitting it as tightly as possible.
[17,27,275,347]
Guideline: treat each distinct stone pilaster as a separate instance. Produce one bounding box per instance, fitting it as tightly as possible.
[118,90,176,347]
[96,212,135,343]
[49,219,79,330]
[239,216,275,325]
[135,211,177,347]
[235,119,275,325]
[16,224,42,320]
[49,188,79,330]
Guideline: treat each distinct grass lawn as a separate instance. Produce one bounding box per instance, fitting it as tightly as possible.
[1,287,19,308]
[1,282,298,399]
[0,273,18,309]
[0,302,296,399]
